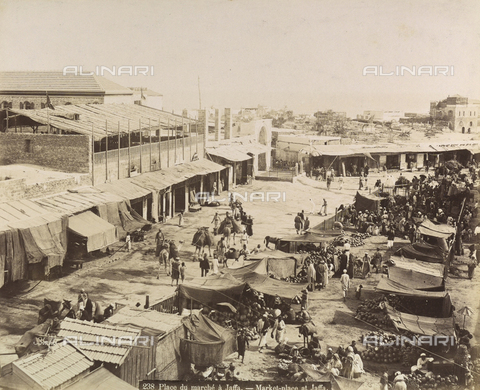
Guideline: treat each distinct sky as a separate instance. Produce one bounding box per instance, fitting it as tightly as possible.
[0,0,479,117]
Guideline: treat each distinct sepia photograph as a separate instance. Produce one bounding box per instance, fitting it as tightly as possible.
[0,1,479,389]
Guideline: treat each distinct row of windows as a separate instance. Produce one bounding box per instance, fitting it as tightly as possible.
[1,101,73,109]
[458,111,477,117]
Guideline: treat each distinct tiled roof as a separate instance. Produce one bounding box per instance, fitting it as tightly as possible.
[57,318,140,365]
[0,72,132,95]
[129,87,163,97]
[12,343,93,390]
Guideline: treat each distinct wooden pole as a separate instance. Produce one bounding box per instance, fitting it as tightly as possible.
[167,117,170,168]
[149,118,152,171]
[139,119,142,173]
[105,120,108,182]
[128,120,131,178]
[91,123,95,186]
[182,115,185,161]
[158,117,162,170]
[117,121,121,180]
[174,117,177,164]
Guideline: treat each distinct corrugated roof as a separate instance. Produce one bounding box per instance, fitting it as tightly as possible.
[57,318,140,365]
[130,159,225,192]
[96,180,152,201]
[0,72,132,95]
[106,307,184,337]
[65,367,137,390]
[32,190,126,215]
[12,343,94,390]
[9,103,198,141]
[207,142,270,162]
[129,87,163,97]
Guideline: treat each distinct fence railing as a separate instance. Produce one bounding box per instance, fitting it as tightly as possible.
[314,206,349,231]
[260,168,296,179]
[150,293,178,314]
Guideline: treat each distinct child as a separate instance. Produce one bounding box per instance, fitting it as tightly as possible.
[178,211,184,227]
[355,285,363,300]
[179,262,186,283]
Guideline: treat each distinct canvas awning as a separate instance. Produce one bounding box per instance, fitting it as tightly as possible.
[417,220,455,239]
[130,159,225,192]
[389,256,445,278]
[207,147,252,162]
[385,304,455,337]
[96,180,152,201]
[396,242,445,263]
[388,266,444,291]
[68,211,117,252]
[180,313,237,365]
[376,278,448,299]
[355,191,387,212]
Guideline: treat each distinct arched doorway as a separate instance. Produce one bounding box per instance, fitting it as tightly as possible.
[258,126,267,145]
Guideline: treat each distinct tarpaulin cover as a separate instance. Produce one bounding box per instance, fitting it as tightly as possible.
[248,251,308,268]
[388,267,444,291]
[65,367,137,390]
[266,258,297,279]
[117,201,151,234]
[8,214,68,272]
[180,313,237,365]
[225,259,268,275]
[385,304,455,337]
[354,191,385,212]
[389,256,445,278]
[396,242,445,263]
[223,268,306,303]
[376,278,452,317]
[178,273,246,307]
[332,375,365,390]
[68,211,117,252]
[97,202,125,238]
[417,220,455,239]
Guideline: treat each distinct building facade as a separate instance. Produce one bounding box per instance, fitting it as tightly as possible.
[430,95,478,133]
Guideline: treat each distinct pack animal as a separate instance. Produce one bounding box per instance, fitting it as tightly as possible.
[192,227,215,256]
[264,236,281,249]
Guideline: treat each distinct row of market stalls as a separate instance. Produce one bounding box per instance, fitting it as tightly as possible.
[0,189,149,287]
[297,141,480,175]
[0,158,228,288]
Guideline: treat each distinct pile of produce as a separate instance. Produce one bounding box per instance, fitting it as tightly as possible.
[332,232,370,247]
[405,371,460,390]
[355,298,393,329]
[360,332,402,363]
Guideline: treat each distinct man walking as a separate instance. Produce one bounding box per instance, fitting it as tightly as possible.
[157,243,169,278]
[340,269,350,302]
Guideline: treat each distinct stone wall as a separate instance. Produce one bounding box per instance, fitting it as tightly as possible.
[0,133,92,174]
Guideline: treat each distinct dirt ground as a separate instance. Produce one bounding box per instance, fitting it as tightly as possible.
[0,170,479,390]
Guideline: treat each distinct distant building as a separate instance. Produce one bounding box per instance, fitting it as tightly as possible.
[430,95,478,133]
[129,87,163,110]
[357,110,383,121]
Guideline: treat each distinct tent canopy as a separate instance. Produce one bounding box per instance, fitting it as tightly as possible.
[68,211,117,252]
[376,278,452,317]
[388,267,444,291]
[355,191,386,212]
[180,313,237,365]
[385,304,455,337]
[396,242,445,263]
[417,220,455,239]
[389,256,445,278]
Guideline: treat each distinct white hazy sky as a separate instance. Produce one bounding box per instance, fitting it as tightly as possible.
[0,0,479,116]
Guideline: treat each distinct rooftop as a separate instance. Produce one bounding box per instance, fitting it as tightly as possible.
[12,342,93,390]
[9,103,198,141]
[0,72,133,95]
[57,318,140,365]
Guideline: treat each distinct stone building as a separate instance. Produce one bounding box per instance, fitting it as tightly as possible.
[430,95,479,133]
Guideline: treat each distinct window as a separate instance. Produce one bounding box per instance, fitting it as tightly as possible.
[19,102,24,109]
[25,139,33,153]
[463,111,465,116]
[41,103,45,109]
[471,122,473,126]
